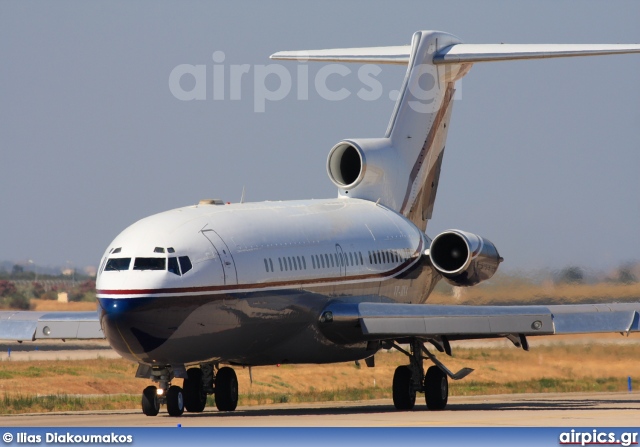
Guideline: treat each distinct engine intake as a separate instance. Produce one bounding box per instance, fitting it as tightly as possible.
[327,142,364,188]
[429,230,502,287]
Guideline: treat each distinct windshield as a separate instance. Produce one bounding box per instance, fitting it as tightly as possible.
[133,257,166,271]
[105,258,131,271]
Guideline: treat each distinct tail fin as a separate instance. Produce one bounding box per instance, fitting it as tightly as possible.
[272,32,640,231]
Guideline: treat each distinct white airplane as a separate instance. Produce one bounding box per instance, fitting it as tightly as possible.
[1,30,640,417]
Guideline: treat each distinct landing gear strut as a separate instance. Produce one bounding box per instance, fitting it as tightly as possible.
[390,338,471,411]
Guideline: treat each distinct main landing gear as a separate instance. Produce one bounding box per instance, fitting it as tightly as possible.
[138,363,239,416]
[391,339,473,411]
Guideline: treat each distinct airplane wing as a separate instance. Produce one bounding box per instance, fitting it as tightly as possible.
[319,302,640,345]
[0,311,104,341]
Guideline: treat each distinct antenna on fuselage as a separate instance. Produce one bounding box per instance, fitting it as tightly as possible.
[240,186,246,204]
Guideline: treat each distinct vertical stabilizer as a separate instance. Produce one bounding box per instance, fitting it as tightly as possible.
[273,31,470,230]
[385,31,467,229]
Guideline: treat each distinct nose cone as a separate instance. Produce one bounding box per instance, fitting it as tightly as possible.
[99,297,171,363]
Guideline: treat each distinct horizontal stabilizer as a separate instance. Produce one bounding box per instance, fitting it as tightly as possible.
[434,43,640,64]
[0,311,104,341]
[270,45,411,65]
[271,43,640,65]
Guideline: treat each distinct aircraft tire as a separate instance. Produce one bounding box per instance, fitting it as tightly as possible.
[183,368,207,412]
[166,385,185,416]
[424,366,448,410]
[392,365,416,410]
[215,367,238,411]
[141,386,160,417]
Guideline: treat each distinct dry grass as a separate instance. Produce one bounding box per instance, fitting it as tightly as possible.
[429,282,640,305]
[31,299,96,311]
[0,340,638,413]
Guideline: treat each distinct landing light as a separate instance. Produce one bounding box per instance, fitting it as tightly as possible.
[156,389,164,396]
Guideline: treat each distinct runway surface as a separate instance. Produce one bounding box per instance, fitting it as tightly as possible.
[1,392,638,427]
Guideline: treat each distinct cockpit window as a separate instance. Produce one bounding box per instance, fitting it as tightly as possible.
[168,257,180,275]
[133,257,166,271]
[179,256,192,274]
[105,258,131,271]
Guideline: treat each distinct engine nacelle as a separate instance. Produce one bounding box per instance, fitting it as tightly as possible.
[429,230,502,287]
[327,138,404,209]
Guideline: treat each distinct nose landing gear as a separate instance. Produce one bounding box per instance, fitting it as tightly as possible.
[138,363,239,416]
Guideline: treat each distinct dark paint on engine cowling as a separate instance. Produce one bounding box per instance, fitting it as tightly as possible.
[429,230,502,287]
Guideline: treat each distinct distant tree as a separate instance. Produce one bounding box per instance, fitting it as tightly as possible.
[0,280,17,297]
[40,290,58,301]
[617,267,637,284]
[8,293,30,310]
[11,264,24,276]
[31,282,45,298]
[68,279,96,302]
[557,266,584,284]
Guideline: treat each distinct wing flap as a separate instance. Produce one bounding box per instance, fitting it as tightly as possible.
[0,311,104,341]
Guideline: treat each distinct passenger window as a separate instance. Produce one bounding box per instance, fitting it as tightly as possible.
[288,257,293,271]
[279,258,283,271]
[168,257,180,276]
[312,255,316,269]
[368,251,372,264]
[301,256,306,270]
[179,256,192,274]
[105,258,131,271]
[293,257,298,271]
[321,254,327,268]
[264,259,269,272]
[269,259,274,272]
[349,252,354,266]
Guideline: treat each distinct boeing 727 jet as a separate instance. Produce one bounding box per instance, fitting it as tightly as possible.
[1,30,640,417]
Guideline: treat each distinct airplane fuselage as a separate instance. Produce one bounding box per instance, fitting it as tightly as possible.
[96,198,440,366]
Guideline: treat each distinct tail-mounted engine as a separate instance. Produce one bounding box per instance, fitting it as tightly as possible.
[327,138,400,206]
[429,230,502,287]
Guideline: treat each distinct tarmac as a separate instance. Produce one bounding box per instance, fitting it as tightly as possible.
[0,392,638,427]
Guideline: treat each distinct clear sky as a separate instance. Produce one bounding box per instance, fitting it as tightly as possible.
[0,1,638,273]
